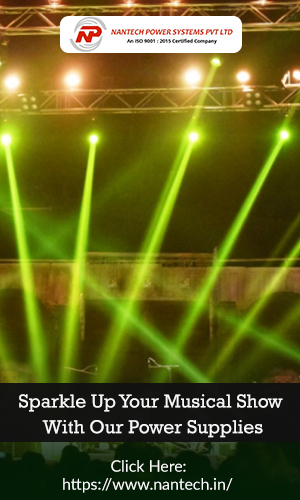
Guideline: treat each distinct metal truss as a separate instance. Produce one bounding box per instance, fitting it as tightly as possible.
[1,3,300,35]
[2,86,299,115]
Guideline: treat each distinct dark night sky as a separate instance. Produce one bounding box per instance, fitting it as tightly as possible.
[0,2,299,260]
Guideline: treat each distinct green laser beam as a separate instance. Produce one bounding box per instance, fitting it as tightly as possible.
[175,133,288,354]
[0,145,205,385]
[86,269,210,383]
[97,66,218,382]
[0,326,13,371]
[271,212,300,260]
[97,139,197,382]
[60,141,97,382]
[214,307,300,379]
[176,87,300,361]
[233,212,300,377]
[3,142,49,382]
[210,233,300,376]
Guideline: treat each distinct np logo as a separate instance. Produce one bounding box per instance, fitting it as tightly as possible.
[70,17,107,52]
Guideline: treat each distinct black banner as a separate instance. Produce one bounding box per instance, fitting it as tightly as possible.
[0,383,299,441]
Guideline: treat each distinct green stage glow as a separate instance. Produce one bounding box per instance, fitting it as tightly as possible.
[188,131,199,143]
[215,308,300,379]
[60,140,98,382]
[97,64,220,382]
[2,143,49,382]
[175,130,289,353]
[210,233,300,377]
[1,134,12,146]
[0,326,13,372]
[85,268,210,383]
[98,139,196,382]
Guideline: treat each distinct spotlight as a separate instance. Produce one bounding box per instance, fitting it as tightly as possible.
[184,68,201,87]
[89,134,99,144]
[280,130,289,140]
[4,75,20,91]
[48,0,61,5]
[292,70,300,81]
[282,70,300,88]
[188,131,199,143]
[211,57,221,67]
[65,72,81,89]
[236,70,250,84]
[1,134,12,146]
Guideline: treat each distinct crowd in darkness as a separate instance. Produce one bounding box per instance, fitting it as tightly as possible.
[0,442,300,498]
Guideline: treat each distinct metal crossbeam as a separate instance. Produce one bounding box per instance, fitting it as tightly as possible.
[0,3,300,35]
[4,86,300,115]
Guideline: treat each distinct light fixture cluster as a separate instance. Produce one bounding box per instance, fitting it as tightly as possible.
[4,67,300,93]
[0,132,101,146]
[0,128,290,149]
[20,95,38,112]
[3,72,82,92]
[183,68,254,88]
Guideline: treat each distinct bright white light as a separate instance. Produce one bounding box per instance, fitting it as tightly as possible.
[188,131,199,143]
[65,72,81,89]
[236,71,250,84]
[48,0,61,5]
[184,68,201,87]
[1,134,12,146]
[4,75,20,91]
[211,57,221,67]
[89,134,99,144]
[292,70,300,81]
[280,130,289,140]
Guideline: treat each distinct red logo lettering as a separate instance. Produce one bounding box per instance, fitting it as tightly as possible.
[76,26,102,43]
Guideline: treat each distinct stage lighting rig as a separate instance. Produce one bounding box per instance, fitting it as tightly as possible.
[19,95,38,112]
[282,70,300,88]
[243,89,263,108]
